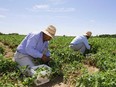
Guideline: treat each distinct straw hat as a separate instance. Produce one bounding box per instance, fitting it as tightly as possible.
[42,25,56,38]
[84,31,92,37]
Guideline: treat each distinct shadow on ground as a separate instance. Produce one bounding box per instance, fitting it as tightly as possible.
[33,75,64,87]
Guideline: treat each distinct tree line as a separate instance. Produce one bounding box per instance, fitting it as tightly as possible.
[0,32,116,38]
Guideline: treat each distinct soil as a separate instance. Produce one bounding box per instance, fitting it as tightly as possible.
[0,42,14,58]
[84,64,99,74]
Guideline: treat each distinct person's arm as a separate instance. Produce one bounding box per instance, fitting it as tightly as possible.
[44,42,50,57]
[41,42,51,63]
[46,50,50,57]
[83,38,90,49]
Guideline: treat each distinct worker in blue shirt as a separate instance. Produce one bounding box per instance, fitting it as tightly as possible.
[13,25,56,68]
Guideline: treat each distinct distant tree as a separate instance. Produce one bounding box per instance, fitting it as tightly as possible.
[0,32,4,35]
[98,34,116,38]
[8,33,19,35]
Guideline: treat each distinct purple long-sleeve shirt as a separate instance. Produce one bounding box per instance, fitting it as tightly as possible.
[17,32,50,58]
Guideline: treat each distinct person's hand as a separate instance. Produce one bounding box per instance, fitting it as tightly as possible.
[41,54,51,63]
[89,44,92,49]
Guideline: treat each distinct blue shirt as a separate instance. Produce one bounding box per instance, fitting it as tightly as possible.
[70,35,90,49]
[17,32,50,58]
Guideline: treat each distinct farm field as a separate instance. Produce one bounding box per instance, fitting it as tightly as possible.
[0,34,116,87]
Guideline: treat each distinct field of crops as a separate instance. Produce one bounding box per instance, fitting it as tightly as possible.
[0,34,116,87]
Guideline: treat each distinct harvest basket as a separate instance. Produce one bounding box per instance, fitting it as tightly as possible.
[31,64,52,86]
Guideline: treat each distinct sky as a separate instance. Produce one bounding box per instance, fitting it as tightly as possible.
[0,0,116,36]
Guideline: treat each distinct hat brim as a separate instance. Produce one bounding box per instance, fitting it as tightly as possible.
[42,30,54,38]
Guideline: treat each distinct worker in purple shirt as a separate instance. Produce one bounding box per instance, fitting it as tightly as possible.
[69,31,92,54]
[13,25,56,68]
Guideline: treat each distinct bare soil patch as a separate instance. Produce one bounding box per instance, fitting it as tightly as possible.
[0,42,14,58]
[84,64,99,74]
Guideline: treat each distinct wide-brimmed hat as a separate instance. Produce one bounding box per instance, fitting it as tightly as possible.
[42,25,56,38]
[84,31,92,37]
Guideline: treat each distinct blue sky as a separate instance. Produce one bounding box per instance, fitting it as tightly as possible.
[0,0,116,36]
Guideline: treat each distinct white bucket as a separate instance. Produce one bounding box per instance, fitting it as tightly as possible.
[31,64,52,86]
